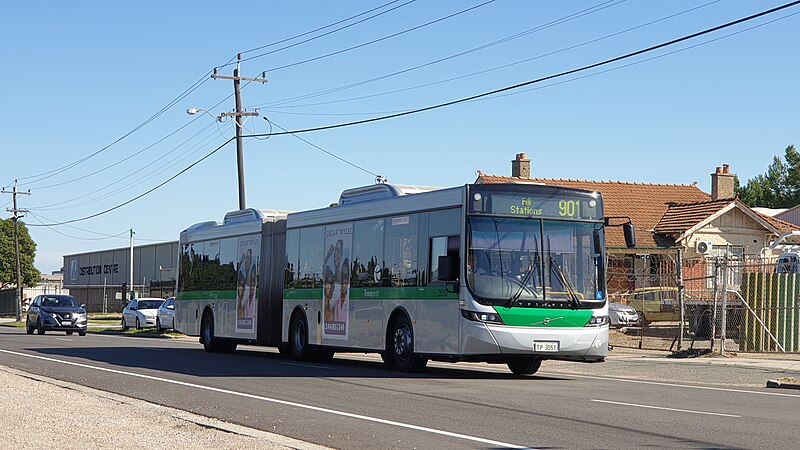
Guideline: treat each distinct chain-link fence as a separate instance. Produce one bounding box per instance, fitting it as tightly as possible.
[608,251,800,354]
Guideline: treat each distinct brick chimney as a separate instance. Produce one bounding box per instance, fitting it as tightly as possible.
[511,152,530,178]
[710,163,735,200]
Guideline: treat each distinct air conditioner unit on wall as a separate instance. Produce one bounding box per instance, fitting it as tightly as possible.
[695,241,713,254]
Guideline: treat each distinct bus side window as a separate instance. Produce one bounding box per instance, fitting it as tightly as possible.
[431,236,460,282]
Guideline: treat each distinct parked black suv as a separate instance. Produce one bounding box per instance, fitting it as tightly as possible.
[26,294,88,336]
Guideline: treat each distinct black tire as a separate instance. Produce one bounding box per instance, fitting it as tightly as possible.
[26,318,34,335]
[289,312,312,361]
[387,314,427,372]
[506,357,542,376]
[135,317,142,330]
[200,311,237,353]
[66,331,74,336]
[156,318,163,333]
[36,318,45,335]
[78,331,86,336]
[121,316,129,331]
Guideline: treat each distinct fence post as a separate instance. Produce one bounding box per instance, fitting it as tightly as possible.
[720,252,729,356]
[677,248,684,352]
[711,258,719,353]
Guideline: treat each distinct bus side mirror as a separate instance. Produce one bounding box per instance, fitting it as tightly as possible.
[437,255,459,282]
[593,229,602,255]
[624,222,636,248]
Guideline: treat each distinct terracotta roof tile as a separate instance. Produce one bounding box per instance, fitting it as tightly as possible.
[653,198,733,234]
[476,174,711,248]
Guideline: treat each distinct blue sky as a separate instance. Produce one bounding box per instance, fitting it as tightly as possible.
[1,0,798,274]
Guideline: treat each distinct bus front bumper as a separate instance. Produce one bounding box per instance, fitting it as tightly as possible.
[462,321,609,362]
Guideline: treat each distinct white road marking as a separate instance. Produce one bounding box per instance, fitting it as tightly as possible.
[54,338,72,342]
[0,348,532,449]
[338,354,800,399]
[540,371,800,399]
[590,399,741,418]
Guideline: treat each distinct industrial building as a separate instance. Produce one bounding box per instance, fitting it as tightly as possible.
[63,241,178,312]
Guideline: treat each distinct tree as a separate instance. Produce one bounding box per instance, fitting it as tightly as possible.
[736,145,799,208]
[0,219,40,289]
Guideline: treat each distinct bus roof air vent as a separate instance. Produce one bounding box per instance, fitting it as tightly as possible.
[338,184,443,205]
[224,208,289,225]
[223,208,265,225]
[183,220,219,233]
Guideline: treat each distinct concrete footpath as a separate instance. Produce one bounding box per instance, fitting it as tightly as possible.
[0,365,330,450]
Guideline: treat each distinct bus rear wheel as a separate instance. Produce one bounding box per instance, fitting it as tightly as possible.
[387,314,427,372]
[290,312,312,361]
[506,357,541,376]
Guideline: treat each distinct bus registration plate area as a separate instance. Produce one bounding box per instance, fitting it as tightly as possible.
[533,341,559,352]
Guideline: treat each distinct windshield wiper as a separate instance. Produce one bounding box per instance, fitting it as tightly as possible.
[507,258,535,307]
[549,255,581,310]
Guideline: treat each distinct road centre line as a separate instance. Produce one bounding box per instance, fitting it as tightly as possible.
[0,348,533,450]
[538,371,800,399]
[590,399,741,418]
[335,354,800,399]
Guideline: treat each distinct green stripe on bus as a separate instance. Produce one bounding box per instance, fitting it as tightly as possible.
[492,306,593,327]
[176,290,236,300]
[283,286,458,300]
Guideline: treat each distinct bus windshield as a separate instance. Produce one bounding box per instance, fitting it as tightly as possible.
[466,216,603,306]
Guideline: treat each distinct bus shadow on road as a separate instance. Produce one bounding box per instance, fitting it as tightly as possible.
[29,344,571,381]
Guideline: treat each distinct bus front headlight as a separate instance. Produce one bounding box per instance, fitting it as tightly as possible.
[585,315,609,327]
[461,309,504,325]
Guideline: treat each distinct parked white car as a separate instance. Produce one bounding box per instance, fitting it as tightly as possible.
[156,297,176,332]
[121,297,165,330]
[609,302,641,328]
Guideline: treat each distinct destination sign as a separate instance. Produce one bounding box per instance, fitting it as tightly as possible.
[471,191,599,219]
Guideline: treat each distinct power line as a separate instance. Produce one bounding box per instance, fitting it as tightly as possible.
[258,0,624,109]
[243,1,800,139]
[263,0,722,111]
[263,0,497,73]
[266,119,379,177]
[15,72,214,188]
[27,137,235,227]
[27,210,130,241]
[237,0,416,64]
[30,121,226,211]
[474,10,800,104]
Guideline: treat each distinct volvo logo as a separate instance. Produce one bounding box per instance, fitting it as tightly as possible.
[531,316,563,326]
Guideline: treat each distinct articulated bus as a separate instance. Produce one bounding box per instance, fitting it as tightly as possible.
[175,182,634,374]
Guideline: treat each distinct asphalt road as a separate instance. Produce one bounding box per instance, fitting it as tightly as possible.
[2,327,799,449]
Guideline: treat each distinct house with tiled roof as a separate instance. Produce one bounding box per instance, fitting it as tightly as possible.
[477,154,797,292]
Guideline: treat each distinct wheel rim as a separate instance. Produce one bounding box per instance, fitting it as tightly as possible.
[393,322,412,360]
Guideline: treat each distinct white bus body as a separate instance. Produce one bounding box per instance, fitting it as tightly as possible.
[176,183,614,374]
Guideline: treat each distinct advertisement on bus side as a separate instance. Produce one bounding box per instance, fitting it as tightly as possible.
[323,222,352,340]
[236,236,260,333]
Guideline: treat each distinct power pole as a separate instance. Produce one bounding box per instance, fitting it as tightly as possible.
[129,228,135,301]
[2,180,31,322]
[212,53,267,210]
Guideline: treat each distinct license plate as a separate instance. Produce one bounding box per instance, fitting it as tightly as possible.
[61,321,72,326]
[534,341,559,352]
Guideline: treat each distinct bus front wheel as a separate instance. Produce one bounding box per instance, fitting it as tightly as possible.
[387,314,427,372]
[506,357,541,376]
